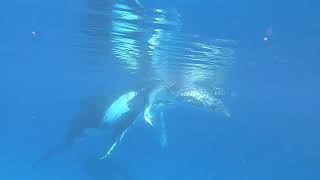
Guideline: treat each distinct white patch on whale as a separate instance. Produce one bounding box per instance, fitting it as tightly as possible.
[104,91,137,124]
[143,105,153,126]
[143,86,174,126]
[174,86,231,118]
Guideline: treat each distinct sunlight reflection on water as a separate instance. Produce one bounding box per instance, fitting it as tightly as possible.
[79,0,236,89]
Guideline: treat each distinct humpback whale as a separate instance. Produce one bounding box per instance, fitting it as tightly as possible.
[33,84,164,165]
[143,84,230,119]
[170,85,231,118]
[33,82,229,165]
[140,84,231,148]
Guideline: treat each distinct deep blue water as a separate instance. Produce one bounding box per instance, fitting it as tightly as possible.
[1,0,319,179]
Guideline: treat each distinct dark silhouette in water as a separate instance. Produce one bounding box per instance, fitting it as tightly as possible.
[32,82,155,167]
[32,93,111,167]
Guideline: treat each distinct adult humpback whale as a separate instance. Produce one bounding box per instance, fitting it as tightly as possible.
[33,84,164,165]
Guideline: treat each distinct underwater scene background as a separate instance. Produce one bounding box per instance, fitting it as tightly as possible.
[0,0,319,179]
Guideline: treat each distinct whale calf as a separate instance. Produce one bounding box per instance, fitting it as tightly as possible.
[144,84,230,119]
[170,85,231,118]
[138,83,231,150]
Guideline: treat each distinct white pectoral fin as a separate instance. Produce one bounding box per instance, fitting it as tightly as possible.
[143,105,154,126]
[100,141,117,160]
[144,116,153,126]
[100,128,130,160]
[144,104,167,147]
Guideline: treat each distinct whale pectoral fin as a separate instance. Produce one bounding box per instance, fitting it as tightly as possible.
[100,127,130,160]
[159,112,167,148]
[144,116,153,126]
[143,105,154,126]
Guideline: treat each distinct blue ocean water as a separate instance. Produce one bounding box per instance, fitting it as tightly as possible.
[1,0,319,179]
